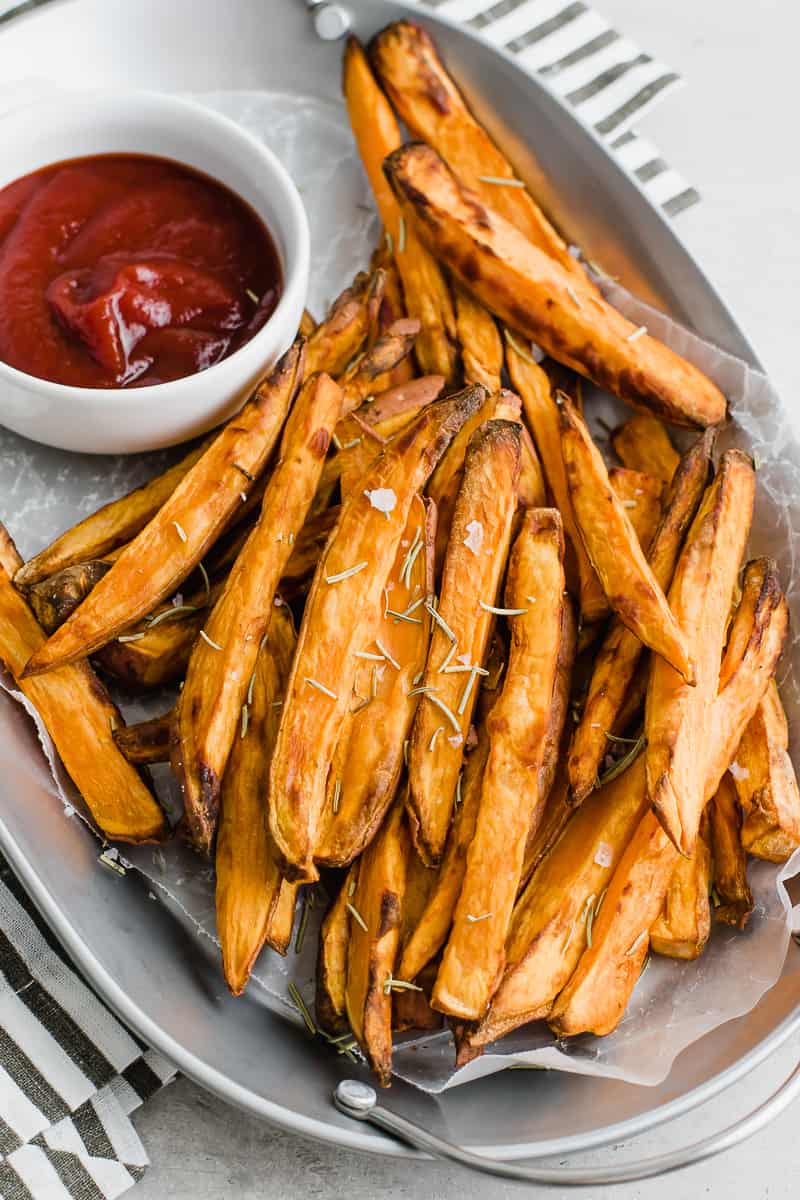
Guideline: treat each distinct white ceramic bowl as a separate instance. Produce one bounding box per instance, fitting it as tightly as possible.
[0,89,309,454]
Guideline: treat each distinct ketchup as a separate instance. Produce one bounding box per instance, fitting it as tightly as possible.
[0,154,282,388]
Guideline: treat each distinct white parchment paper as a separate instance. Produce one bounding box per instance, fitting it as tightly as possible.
[0,89,798,1095]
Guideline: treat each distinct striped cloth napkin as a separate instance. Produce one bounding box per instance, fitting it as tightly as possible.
[0,0,696,1196]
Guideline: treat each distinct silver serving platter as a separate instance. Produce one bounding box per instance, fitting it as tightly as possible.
[0,0,798,1163]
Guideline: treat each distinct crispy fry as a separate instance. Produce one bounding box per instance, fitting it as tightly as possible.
[27,561,113,632]
[568,431,714,804]
[548,806,677,1037]
[735,680,800,863]
[467,757,648,1048]
[337,376,445,498]
[432,509,565,1019]
[453,286,503,392]
[608,467,663,552]
[491,390,546,510]
[316,864,358,1036]
[384,143,727,429]
[340,317,420,410]
[647,452,756,855]
[709,774,753,928]
[316,496,434,867]
[0,543,166,843]
[216,607,298,994]
[345,801,409,1085]
[343,37,457,382]
[399,712,491,983]
[612,414,679,484]
[269,387,484,882]
[24,343,305,675]
[173,372,343,853]
[650,813,712,959]
[14,441,209,589]
[299,308,317,338]
[407,419,521,865]
[113,713,172,764]
[505,335,605,622]
[370,21,590,283]
[539,596,577,810]
[305,270,384,378]
[519,761,572,890]
[560,394,693,681]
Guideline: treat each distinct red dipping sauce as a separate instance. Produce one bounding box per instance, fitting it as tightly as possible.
[0,154,282,388]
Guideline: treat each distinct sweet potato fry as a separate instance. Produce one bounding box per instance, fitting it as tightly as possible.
[399,712,491,983]
[370,21,590,284]
[384,143,727,429]
[650,813,712,959]
[432,509,566,1020]
[709,774,753,928]
[340,317,420,410]
[647,452,756,855]
[453,286,503,392]
[316,863,358,1036]
[568,431,714,803]
[505,334,605,622]
[560,394,693,680]
[173,372,343,853]
[705,561,789,800]
[608,467,663,552]
[0,545,166,843]
[305,270,384,378]
[343,37,457,382]
[24,343,305,675]
[407,419,521,865]
[14,441,209,589]
[735,680,800,863]
[491,390,546,510]
[345,800,409,1086]
[467,757,648,1048]
[269,387,484,882]
[113,713,172,764]
[299,308,317,338]
[519,760,572,890]
[548,806,678,1037]
[215,606,298,994]
[316,495,434,867]
[27,561,113,632]
[612,414,680,484]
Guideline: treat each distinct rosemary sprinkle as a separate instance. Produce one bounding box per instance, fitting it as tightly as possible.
[326,560,369,584]
[466,912,492,924]
[478,175,526,188]
[117,632,146,643]
[626,325,648,343]
[425,600,456,642]
[346,901,368,932]
[426,692,461,734]
[240,704,249,739]
[383,974,423,995]
[429,725,445,751]
[173,520,188,543]
[305,677,338,700]
[479,601,528,616]
[199,630,223,651]
[375,638,400,670]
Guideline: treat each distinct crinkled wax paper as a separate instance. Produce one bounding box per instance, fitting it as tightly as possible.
[0,90,798,1094]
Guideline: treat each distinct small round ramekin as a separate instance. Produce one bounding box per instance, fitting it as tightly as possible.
[0,90,309,454]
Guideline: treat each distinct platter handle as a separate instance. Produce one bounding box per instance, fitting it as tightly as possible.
[332,1056,800,1186]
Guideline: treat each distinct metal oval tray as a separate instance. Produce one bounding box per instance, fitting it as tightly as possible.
[1,0,798,1162]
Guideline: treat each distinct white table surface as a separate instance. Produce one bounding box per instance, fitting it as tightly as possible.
[133,0,800,1195]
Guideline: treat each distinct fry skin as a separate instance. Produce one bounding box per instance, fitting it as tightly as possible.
[27,561,113,632]
[384,143,727,429]
[735,680,800,863]
[647,452,756,856]
[305,270,384,378]
[560,394,693,681]
[407,419,521,865]
[0,545,166,843]
[568,431,714,804]
[340,317,420,411]
[215,606,298,994]
[316,495,434,867]
[173,372,343,853]
[370,21,590,284]
[343,37,457,382]
[24,343,305,675]
[345,801,409,1085]
[505,334,605,622]
[269,387,484,882]
[316,864,358,1036]
[432,508,566,1020]
[650,813,712,959]
[709,773,753,928]
[467,757,648,1048]
[113,713,172,765]
[612,414,680,484]
[14,440,208,589]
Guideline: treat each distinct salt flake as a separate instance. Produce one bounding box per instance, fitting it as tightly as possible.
[463,519,484,555]
[594,842,613,868]
[364,487,397,515]
[729,761,749,781]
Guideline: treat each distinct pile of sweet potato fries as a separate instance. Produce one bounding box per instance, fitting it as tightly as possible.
[1,21,798,1085]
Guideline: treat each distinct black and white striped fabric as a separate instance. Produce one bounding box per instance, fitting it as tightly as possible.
[0,857,175,1199]
[0,1,695,1196]
[417,0,700,216]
